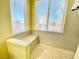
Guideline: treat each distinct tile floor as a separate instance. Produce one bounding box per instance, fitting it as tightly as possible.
[31,44,75,59]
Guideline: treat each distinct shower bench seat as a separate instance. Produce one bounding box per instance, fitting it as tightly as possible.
[6,34,39,59]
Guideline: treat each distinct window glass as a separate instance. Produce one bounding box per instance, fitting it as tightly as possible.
[10,0,26,35]
[48,0,66,32]
[35,0,49,31]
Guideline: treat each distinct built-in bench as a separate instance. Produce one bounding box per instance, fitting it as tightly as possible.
[6,34,39,59]
[74,45,79,59]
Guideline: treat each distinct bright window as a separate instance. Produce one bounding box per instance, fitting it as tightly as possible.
[35,0,49,31]
[10,0,26,35]
[35,0,67,33]
[48,0,66,32]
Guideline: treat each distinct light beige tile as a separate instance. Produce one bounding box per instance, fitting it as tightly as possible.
[31,44,75,59]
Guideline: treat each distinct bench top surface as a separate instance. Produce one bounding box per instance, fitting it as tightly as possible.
[6,34,38,46]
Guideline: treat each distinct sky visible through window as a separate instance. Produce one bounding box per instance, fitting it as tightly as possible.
[10,0,24,21]
[10,0,65,21]
[10,0,65,22]
[49,0,65,21]
[10,0,25,35]
[36,0,49,17]
[36,0,65,21]
[35,0,66,32]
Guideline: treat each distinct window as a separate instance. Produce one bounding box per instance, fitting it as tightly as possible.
[10,0,26,35]
[48,0,66,32]
[34,0,49,31]
[34,0,68,33]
